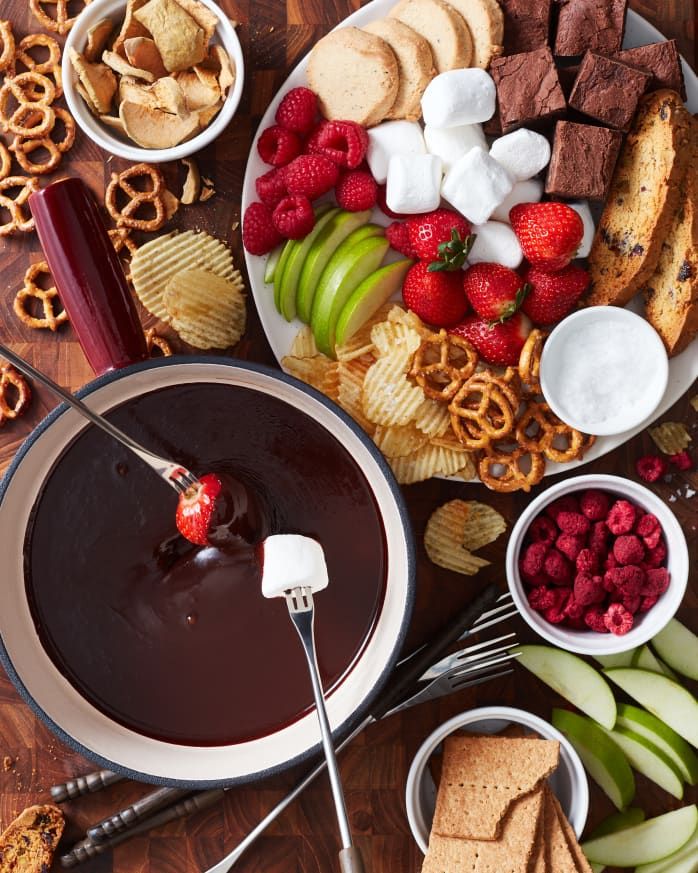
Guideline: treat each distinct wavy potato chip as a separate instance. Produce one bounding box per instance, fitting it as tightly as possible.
[389,443,472,485]
[337,355,376,434]
[163,268,245,349]
[362,351,425,427]
[373,423,428,459]
[290,325,319,358]
[648,421,692,454]
[414,399,451,438]
[371,320,422,357]
[282,355,338,397]
[335,302,396,361]
[424,500,493,575]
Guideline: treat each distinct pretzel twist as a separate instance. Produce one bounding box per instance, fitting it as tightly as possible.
[0,363,32,426]
[478,443,546,493]
[105,163,167,231]
[11,107,76,174]
[0,74,56,138]
[518,328,547,394]
[448,371,520,450]
[0,142,11,180]
[0,176,39,236]
[145,328,173,357]
[0,20,15,73]
[14,34,63,99]
[14,261,68,331]
[410,329,478,402]
[515,400,596,464]
[29,0,92,35]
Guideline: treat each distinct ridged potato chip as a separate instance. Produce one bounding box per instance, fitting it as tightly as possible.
[389,443,472,485]
[335,302,395,361]
[371,320,422,357]
[282,354,338,398]
[163,268,245,349]
[424,500,494,575]
[459,501,507,551]
[290,325,319,359]
[373,423,428,459]
[363,351,425,427]
[649,421,692,454]
[414,398,451,438]
[337,355,376,434]
[387,305,429,335]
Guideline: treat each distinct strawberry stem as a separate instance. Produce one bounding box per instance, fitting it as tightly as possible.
[427,230,477,272]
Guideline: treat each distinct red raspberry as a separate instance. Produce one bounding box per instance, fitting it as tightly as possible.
[615,565,645,596]
[564,593,586,621]
[580,489,610,521]
[556,533,586,562]
[386,221,418,258]
[603,567,622,593]
[604,603,634,635]
[284,154,339,200]
[640,594,658,612]
[529,516,558,546]
[275,86,318,135]
[545,495,580,522]
[557,511,591,536]
[622,592,642,614]
[528,586,557,611]
[242,202,284,255]
[255,167,288,208]
[522,572,549,588]
[544,549,572,585]
[584,606,609,633]
[544,600,569,624]
[574,572,605,606]
[605,552,619,571]
[307,120,368,169]
[636,514,662,549]
[335,170,378,211]
[669,450,693,471]
[607,500,637,535]
[257,125,303,167]
[576,548,599,574]
[613,535,645,566]
[522,541,549,578]
[636,454,669,482]
[589,521,609,554]
[643,567,670,596]
[645,538,667,568]
[272,194,315,239]
[376,183,411,219]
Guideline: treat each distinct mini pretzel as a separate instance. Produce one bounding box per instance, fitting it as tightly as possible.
[0,75,57,139]
[0,363,32,427]
[11,108,76,174]
[0,20,15,74]
[108,227,138,256]
[515,400,595,464]
[105,163,167,231]
[14,34,63,97]
[0,142,10,180]
[478,443,546,493]
[518,329,547,394]
[145,328,173,357]
[0,176,39,236]
[448,371,520,450]
[1,72,56,106]
[410,330,478,402]
[29,0,92,35]
[14,261,68,331]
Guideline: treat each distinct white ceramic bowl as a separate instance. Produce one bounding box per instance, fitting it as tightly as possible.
[506,474,688,656]
[405,706,589,854]
[63,0,244,162]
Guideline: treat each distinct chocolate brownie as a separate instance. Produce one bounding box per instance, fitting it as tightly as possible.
[546,120,623,200]
[569,51,651,131]
[615,40,687,100]
[489,47,566,133]
[500,0,551,54]
[554,0,628,57]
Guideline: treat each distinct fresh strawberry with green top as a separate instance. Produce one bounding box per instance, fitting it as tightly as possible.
[510,202,584,271]
[450,311,532,366]
[521,264,591,325]
[462,263,529,322]
[176,473,226,546]
[402,261,469,327]
[407,208,475,271]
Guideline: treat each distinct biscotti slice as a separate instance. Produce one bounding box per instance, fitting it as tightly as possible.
[363,18,435,120]
[307,27,399,127]
[644,119,698,357]
[587,89,692,307]
[0,805,65,872]
[442,0,504,68]
[389,0,473,73]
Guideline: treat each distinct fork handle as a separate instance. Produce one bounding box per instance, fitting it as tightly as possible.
[339,847,365,873]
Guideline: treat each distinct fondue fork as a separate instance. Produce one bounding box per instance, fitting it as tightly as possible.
[0,343,199,495]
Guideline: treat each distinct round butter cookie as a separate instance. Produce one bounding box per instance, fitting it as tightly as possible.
[388,0,473,74]
[442,0,503,68]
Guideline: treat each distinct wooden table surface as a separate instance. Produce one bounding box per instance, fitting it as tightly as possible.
[0,1,696,870]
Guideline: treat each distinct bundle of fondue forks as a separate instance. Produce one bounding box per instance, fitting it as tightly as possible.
[52,586,518,870]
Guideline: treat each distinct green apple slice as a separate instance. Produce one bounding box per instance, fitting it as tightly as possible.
[296,209,373,323]
[636,824,698,873]
[587,808,646,873]
[652,619,698,681]
[335,259,413,347]
[606,725,684,798]
[594,650,638,669]
[632,644,678,680]
[552,708,635,810]
[616,703,698,785]
[581,805,698,867]
[273,239,295,313]
[311,232,389,356]
[514,645,617,729]
[264,243,285,284]
[604,668,698,748]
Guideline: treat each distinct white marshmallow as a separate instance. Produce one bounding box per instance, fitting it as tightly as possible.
[441,147,513,226]
[569,201,596,258]
[424,123,487,172]
[491,178,544,223]
[261,534,329,599]
[469,221,523,269]
[366,120,426,185]
[386,153,442,214]
[421,69,496,129]
[489,129,551,182]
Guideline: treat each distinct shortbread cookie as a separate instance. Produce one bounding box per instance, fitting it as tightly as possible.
[389,0,473,73]
[0,805,65,872]
[443,0,504,68]
[363,18,435,120]
[307,26,399,127]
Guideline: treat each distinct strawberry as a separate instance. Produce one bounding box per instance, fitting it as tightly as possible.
[521,264,590,325]
[462,263,529,321]
[176,473,261,547]
[242,202,284,255]
[450,311,532,366]
[284,154,339,200]
[402,261,469,327]
[335,169,377,211]
[275,87,318,135]
[257,125,303,167]
[255,167,288,208]
[510,202,584,270]
[306,120,368,168]
[176,473,225,546]
[407,208,474,270]
[386,221,418,258]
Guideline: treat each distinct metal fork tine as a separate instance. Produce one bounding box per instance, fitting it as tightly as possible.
[452,667,514,691]
[462,606,519,638]
[447,651,518,681]
[420,632,518,681]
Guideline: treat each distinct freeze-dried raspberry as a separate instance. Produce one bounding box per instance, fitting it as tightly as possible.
[557,511,591,536]
[643,567,670,596]
[604,603,634,635]
[607,499,637,535]
[574,572,605,606]
[580,489,610,520]
[529,515,558,546]
[670,450,693,471]
[603,567,622,593]
[584,606,609,633]
[556,533,586,561]
[544,603,569,624]
[615,565,645,596]
[527,586,557,611]
[543,588,571,624]
[564,593,586,621]
[636,513,662,549]
[635,454,669,482]
[545,495,580,522]
[614,535,645,566]
[521,541,549,578]
[576,548,599,574]
[587,522,607,556]
[622,592,641,614]
[645,538,667,568]
[544,549,572,585]
[639,594,658,612]
[605,552,619,571]
[566,615,588,630]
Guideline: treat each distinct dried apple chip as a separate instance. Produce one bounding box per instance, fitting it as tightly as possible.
[69,48,117,115]
[174,0,218,42]
[119,99,199,148]
[134,0,207,72]
[123,37,168,78]
[103,49,155,83]
[211,45,235,95]
[85,19,114,62]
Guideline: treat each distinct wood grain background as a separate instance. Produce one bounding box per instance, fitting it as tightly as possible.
[0,1,696,870]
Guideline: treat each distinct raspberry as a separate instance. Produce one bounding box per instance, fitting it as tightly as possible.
[589,521,609,554]
[522,572,549,588]
[669,450,693,471]
[645,538,667,568]
[376,183,410,219]
[605,552,619,571]
[284,154,339,200]
[564,593,586,621]
[544,549,572,585]
[613,534,645,566]
[272,194,315,239]
[622,592,641,614]
[576,548,599,574]
[544,600,569,624]
[604,603,634,635]
[386,221,418,258]
[556,533,586,562]
[307,120,368,168]
[640,594,658,612]
[275,86,318,135]
[635,454,668,482]
[615,565,645,596]
[580,489,610,521]
[527,586,556,611]
[521,542,549,578]
[335,170,378,211]
[584,606,609,633]
[557,511,591,536]
[242,202,284,255]
[643,567,670,596]
[566,615,588,630]
[529,516,558,546]
[636,514,663,550]
[257,125,303,167]
[255,167,288,208]
[574,572,605,606]
[545,495,580,522]
[607,499,637,535]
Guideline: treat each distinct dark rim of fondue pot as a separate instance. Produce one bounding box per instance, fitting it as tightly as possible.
[0,356,416,788]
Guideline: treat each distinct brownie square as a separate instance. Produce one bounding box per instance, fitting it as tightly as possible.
[500,0,552,54]
[554,0,628,57]
[546,120,623,200]
[569,51,651,131]
[489,47,566,133]
[615,40,687,100]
